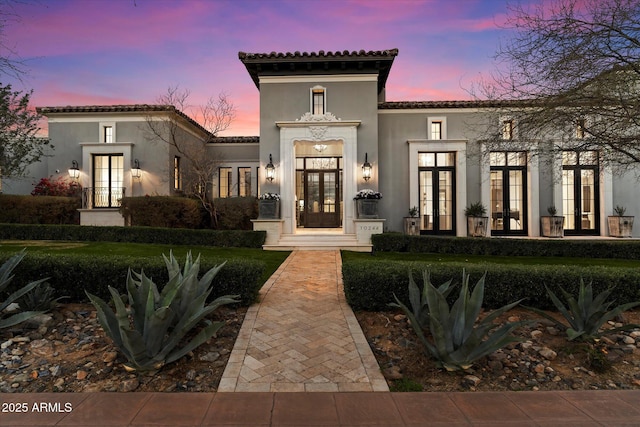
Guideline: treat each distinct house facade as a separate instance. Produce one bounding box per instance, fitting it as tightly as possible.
[6,48,640,246]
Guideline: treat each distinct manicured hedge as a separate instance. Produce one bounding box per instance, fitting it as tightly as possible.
[0,195,80,225]
[214,197,259,230]
[120,196,203,229]
[0,224,266,248]
[372,233,640,260]
[0,252,265,306]
[342,259,640,311]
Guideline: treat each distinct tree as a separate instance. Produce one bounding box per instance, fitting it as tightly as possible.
[0,0,28,81]
[0,84,48,182]
[144,86,236,227]
[474,0,640,171]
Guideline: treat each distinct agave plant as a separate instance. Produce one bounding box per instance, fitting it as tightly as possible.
[390,270,453,329]
[393,269,525,371]
[525,280,640,341]
[87,251,239,371]
[0,250,47,329]
[19,281,67,312]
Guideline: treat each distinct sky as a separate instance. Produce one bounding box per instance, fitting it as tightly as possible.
[3,0,531,136]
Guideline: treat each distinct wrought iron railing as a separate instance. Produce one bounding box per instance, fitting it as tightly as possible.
[82,187,125,209]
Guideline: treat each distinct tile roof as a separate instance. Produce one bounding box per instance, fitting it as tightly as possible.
[209,136,259,144]
[378,100,530,109]
[238,49,399,94]
[37,104,212,137]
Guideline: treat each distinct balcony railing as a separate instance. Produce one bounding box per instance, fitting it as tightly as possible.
[82,187,125,209]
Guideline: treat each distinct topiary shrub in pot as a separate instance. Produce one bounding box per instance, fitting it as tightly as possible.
[608,205,634,238]
[464,202,488,237]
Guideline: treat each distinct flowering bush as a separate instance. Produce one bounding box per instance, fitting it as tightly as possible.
[31,176,81,197]
[258,193,281,201]
[354,189,382,200]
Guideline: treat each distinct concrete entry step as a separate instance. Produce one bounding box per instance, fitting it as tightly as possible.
[263,233,372,251]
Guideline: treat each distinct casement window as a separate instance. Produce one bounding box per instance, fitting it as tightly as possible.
[173,156,181,190]
[427,117,446,140]
[431,121,442,140]
[311,86,326,115]
[219,167,232,198]
[238,167,251,197]
[100,123,115,143]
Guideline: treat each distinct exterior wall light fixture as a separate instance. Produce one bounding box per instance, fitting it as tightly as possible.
[362,152,372,181]
[68,160,80,180]
[265,153,275,182]
[131,159,142,179]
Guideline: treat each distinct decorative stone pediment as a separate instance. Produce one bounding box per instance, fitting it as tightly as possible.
[296,112,341,122]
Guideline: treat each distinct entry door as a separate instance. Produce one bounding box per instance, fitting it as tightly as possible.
[419,169,455,235]
[304,170,340,227]
[562,151,599,235]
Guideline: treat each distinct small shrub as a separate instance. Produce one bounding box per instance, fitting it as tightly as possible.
[390,378,423,392]
[31,176,81,197]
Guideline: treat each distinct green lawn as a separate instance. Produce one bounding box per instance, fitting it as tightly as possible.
[0,240,290,285]
[341,250,640,268]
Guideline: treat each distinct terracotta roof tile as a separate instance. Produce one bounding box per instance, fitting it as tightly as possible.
[37,104,212,137]
[209,136,259,144]
[378,100,534,109]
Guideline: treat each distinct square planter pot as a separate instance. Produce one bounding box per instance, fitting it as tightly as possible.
[258,200,280,219]
[467,216,488,237]
[608,216,634,238]
[356,199,379,219]
[403,217,420,235]
[541,216,564,238]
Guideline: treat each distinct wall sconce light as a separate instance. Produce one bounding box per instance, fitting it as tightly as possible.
[68,160,80,180]
[265,153,275,182]
[362,152,372,181]
[131,159,142,179]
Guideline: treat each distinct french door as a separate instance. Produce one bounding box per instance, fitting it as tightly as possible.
[562,151,599,235]
[490,152,527,235]
[92,154,123,208]
[304,170,341,228]
[419,152,455,235]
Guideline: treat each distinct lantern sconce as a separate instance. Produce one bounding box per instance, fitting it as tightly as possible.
[68,160,80,180]
[265,153,275,182]
[362,152,372,181]
[131,159,142,179]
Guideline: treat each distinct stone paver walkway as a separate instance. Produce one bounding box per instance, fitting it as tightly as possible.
[218,250,388,392]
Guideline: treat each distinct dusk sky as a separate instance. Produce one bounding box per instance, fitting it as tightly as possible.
[4,0,532,136]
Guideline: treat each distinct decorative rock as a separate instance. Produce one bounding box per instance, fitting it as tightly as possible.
[463,375,481,387]
[530,330,543,340]
[186,369,197,381]
[538,347,557,361]
[30,339,55,357]
[199,352,220,362]
[623,336,636,345]
[49,365,61,377]
[76,370,88,380]
[382,366,403,380]
[102,351,118,363]
[54,378,64,389]
[118,378,139,392]
[533,364,545,374]
[393,314,406,322]
[629,331,640,338]
[546,327,559,336]
[1,339,13,350]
